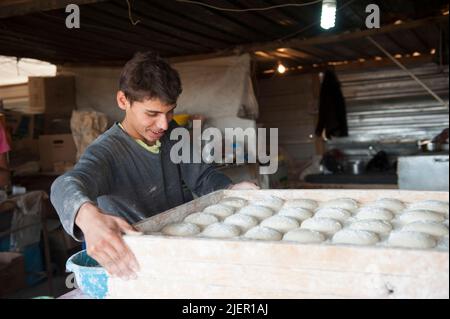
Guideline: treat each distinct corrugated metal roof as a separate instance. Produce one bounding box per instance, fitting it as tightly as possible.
[0,0,448,66]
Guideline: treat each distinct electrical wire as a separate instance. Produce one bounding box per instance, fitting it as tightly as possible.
[175,0,323,12]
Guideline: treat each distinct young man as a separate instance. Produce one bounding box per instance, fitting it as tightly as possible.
[51,52,258,280]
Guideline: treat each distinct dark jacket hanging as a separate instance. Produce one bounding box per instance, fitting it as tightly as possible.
[315,70,348,139]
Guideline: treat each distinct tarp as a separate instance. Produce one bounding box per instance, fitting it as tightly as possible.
[173,54,259,119]
[0,56,56,86]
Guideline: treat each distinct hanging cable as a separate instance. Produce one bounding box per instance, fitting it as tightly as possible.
[175,0,323,12]
[126,0,141,25]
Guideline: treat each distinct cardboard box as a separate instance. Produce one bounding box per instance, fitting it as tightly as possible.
[39,134,77,172]
[3,110,44,157]
[28,76,76,116]
[0,252,26,297]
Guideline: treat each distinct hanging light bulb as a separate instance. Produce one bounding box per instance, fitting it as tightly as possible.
[277,62,286,74]
[320,0,336,30]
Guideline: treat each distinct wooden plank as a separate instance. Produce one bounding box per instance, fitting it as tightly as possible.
[111,230,448,298]
[108,190,450,299]
[0,0,108,18]
[0,83,28,100]
[291,182,399,190]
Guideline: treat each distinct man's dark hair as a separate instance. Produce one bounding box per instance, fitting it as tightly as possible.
[119,51,182,105]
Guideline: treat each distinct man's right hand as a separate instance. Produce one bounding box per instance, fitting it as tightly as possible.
[75,202,141,280]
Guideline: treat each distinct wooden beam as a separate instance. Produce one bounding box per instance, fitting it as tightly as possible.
[0,0,108,18]
[170,15,449,63]
[247,15,450,53]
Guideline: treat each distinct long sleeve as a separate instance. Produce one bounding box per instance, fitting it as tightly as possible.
[180,161,232,197]
[50,143,113,241]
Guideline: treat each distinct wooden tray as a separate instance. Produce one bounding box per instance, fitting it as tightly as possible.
[108,189,449,299]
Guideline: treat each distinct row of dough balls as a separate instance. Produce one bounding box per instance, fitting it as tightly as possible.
[159,196,449,250]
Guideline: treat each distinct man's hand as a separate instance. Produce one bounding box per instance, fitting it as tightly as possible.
[228,181,260,190]
[75,202,141,280]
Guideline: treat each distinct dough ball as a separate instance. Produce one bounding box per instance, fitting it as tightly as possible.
[244,226,282,241]
[219,197,248,208]
[367,198,405,213]
[349,219,392,234]
[260,215,300,233]
[184,212,219,227]
[203,204,235,219]
[200,223,240,238]
[283,199,318,210]
[388,231,437,249]
[314,207,351,222]
[320,198,359,211]
[399,209,446,224]
[223,213,259,231]
[239,205,274,220]
[402,222,449,237]
[301,217,342,234]
[250,195,284,210]
[408,200,449,216]
[277,207,313,221]
[282,229,325,244]
[355,207,394,221]
[161,222,201,237]
[332,229,379,246]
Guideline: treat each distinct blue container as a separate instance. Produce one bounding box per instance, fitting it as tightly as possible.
[66,250,108,299]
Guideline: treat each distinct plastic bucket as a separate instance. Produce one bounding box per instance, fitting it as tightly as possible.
[66,250,108,299]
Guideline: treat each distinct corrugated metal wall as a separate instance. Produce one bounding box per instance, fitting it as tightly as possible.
[329,63,449,156]
[257,73,320,162]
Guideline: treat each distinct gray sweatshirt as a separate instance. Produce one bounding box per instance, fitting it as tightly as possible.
[50,121,232,241]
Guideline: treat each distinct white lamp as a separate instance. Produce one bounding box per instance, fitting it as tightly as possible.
[320,0,337,30]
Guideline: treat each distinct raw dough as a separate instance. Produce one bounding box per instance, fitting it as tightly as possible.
[203,204,235,219]
[219,197,248,208]
[184,212,219,227]
[301,217,342,234]
[332,229,379,246]
[355,207,394,221]
[320,198,359,211]
[402,222,449,237]
[388,231,437,249]
[282,229,325,244]
[260,215,300,233]
[367,198,405,213]
[161,222,201,237]
[314,207,351,222]
[250,195,284,210]
[239,205,275,220]
[408,200,449,216]
[200,223,240,238]
[349,219,392,234]
[244,226,282,241]
[399,209,446,224]
[277,207,313,221]
[223,213,259,231]
[283,199,318,210]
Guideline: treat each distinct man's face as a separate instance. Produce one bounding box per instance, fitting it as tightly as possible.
[117,91,175,144]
